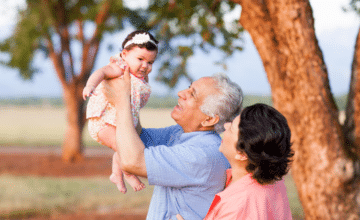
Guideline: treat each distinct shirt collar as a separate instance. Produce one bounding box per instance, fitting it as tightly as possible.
[218,169,255,198]
[178,129,218,141]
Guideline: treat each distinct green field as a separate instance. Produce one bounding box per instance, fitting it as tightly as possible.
[0,175,154,219]
[0,104,304,218]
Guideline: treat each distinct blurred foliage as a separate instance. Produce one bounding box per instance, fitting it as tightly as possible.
[343,0,360,14]
[0,0,132,80]
[147,0,244,88]
[0,0,243,89]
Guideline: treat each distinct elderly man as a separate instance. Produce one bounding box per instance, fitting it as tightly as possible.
[104,67,243,220]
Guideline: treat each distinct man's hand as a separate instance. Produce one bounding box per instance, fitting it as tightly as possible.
[103,66,131,106]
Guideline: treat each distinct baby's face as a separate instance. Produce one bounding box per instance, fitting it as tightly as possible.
[121,47,157,78]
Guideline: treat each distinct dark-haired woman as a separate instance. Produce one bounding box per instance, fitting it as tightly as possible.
[204,103,294,219]
[176,103,294,220]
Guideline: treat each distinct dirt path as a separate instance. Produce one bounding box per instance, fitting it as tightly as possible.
[0,146,147,219]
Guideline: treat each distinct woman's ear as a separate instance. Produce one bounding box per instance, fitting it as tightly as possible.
[235,152,247,161]
[201,115,220,127]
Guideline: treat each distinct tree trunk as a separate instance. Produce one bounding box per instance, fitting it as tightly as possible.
[234,0,360,218]
[61,81,86,162]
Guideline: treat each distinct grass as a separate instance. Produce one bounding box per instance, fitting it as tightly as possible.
[0,174,303,219]
[0,175,153,219]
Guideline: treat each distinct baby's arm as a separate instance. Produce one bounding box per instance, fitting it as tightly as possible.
[83,62,124,100]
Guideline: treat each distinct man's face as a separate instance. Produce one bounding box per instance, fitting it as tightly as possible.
[171,77,218,133]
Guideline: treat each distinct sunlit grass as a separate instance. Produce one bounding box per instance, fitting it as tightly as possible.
[0,174,304,219]
[0,175,153,218]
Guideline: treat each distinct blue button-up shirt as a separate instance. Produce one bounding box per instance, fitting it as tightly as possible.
[141,125,230,220]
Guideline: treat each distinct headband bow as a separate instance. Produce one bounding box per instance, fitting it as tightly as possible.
[123,33,157,49]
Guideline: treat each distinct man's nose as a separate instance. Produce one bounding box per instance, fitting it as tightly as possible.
[178,90,187,99]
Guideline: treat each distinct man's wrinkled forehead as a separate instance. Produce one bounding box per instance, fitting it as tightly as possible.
[192,77,218,97]
[193,77,215,87]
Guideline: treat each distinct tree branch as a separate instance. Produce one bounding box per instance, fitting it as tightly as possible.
[45,34,67,87]
[235,0,279,85]
[77,20,85,44]
[38,0,67,87]
[79,0,115,80]
[41,0,75,81]
[344,27,360,158]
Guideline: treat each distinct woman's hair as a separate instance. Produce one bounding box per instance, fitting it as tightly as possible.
[122,30,158,51]
[237,104,294,185]
[200,73,243,133]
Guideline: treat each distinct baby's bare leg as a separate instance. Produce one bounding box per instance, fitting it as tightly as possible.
[97,124,117,151]
[110,152,127,193]
[98,125,145,192]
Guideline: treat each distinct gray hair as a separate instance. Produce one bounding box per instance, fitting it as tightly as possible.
[200,73,243,133]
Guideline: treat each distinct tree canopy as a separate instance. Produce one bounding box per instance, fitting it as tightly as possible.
[0,0,244,88]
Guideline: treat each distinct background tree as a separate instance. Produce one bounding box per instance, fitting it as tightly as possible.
[0,0,133,162]
[229,0,360,219]
[0,0,242,162]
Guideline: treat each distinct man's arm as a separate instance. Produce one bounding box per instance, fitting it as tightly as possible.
[103,66,147,177]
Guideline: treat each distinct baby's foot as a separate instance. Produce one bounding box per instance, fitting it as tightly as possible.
[124,172,146,192]
[110,173,127,194]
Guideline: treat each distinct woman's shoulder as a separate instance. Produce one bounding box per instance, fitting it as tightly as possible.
[222,175,282,197]
[213,177,291,220]
[239,178,288,204]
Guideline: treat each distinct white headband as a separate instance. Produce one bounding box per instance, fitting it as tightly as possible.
[123,33,157,49]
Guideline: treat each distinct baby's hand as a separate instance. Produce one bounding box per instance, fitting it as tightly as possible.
[83,86,96,100]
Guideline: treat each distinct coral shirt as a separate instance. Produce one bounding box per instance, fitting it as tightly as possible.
[204,169,292,220]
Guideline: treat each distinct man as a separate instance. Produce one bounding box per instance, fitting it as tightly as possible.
[104,67,243,219]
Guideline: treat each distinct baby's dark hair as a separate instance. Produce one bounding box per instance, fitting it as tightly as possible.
[237,103,294,185]
[122,30,158,51]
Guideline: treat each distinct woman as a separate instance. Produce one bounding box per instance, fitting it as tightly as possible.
[177,103,294,219]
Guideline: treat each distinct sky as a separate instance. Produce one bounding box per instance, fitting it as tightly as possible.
[0,0,358,97]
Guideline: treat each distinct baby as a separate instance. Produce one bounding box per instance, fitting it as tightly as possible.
[83,30,158,193]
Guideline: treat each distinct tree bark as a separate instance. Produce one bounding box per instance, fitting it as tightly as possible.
[234,0,360,218]
[61,81,86,162]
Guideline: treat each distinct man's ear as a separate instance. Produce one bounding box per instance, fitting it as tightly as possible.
[201,115,220,127]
